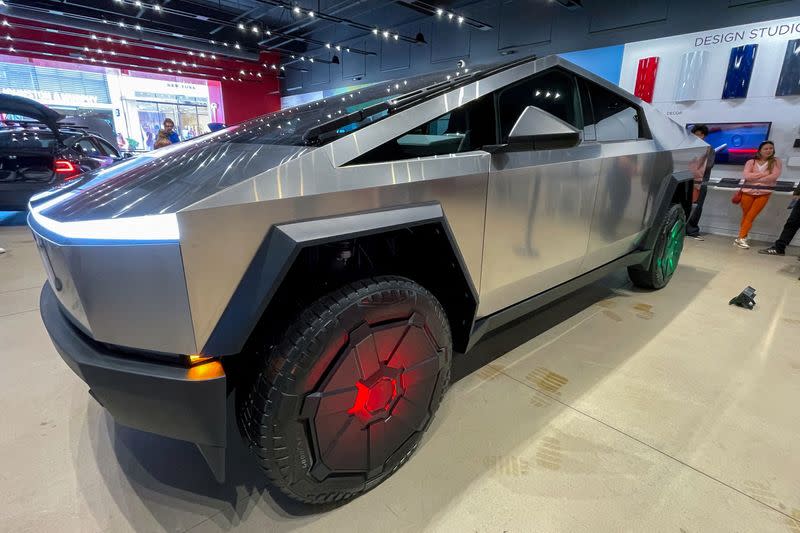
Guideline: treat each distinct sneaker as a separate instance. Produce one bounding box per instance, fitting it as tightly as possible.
[688,234,705,241]
[734,238,750,249]
[758,247,784,256]
[0,247,5,254]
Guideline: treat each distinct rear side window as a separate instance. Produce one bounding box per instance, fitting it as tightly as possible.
[496,69,582,143]
[347,95,496,164]
[582,80,645,142]
[95,138,119,157]
[75,138,101,156]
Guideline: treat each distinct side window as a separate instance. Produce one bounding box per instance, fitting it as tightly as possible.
[95,138,120,157]
[75,138,100,156]
[496,69,582,143]
[582,80,644,142]
[347,95,496,165]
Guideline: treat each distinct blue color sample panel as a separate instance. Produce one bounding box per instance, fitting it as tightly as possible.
[776,39,800,97]
[722,44,758,99]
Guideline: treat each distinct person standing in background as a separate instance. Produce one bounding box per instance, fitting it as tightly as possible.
[758,181,800,257]
[686,124,713,240]
[734,141,782,249]
[163,118,180,144]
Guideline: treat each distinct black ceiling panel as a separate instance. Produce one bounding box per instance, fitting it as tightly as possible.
[284,67,304,91]
[342,40,367,79]
[430,19,471,63]
[588,0,668,33]
[497,0,553,51]
[380,39,412,72]
[310,61,332,85]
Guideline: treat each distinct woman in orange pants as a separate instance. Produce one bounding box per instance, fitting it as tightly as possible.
[735,141,782,249]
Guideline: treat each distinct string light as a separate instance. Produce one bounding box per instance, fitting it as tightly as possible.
[308,11,315,17]
[293,6,300,14]
[238,23,245,30]
[153,5,161,12]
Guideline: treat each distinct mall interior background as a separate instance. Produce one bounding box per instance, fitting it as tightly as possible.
[1,0,799,244]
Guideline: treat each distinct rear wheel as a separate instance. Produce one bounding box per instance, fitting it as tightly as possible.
[628,203,686,289]
[238,276,452,504]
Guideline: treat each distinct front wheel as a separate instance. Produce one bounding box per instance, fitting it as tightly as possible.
[628,203,686,289]
[237,276,452,505]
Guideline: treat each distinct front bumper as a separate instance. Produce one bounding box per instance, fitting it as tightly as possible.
[39,282,228,480]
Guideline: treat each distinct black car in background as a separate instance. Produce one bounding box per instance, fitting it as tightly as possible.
[0,94,124,211]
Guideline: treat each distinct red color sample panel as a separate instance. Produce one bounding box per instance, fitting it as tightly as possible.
[634,57,660,103]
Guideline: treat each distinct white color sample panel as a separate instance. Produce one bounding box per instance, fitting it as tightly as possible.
[674,50,709,101]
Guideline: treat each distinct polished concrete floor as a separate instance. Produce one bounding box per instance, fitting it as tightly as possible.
[1,224,799,533]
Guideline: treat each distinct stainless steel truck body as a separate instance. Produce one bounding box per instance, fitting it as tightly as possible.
[31,55,708,504]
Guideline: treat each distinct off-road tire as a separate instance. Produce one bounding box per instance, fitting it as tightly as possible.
[628,203,686,289]
[238,276,452,505]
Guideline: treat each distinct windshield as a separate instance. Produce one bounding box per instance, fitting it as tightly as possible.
[35,58,525,222]
[216,59,511,147]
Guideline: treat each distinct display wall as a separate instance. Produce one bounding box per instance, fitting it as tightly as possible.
[619,16,800,244]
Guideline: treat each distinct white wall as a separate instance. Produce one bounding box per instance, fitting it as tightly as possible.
[620,17,800,245]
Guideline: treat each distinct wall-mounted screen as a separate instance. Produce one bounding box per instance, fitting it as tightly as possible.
[685,122,771,165]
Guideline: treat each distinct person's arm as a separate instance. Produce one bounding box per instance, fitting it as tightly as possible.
[742,160,759,181]
[762,158,782,184]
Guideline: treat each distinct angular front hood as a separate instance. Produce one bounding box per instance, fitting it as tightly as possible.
[34,131,307,224]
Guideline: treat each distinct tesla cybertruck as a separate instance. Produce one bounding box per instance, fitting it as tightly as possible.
[30,55,708,504]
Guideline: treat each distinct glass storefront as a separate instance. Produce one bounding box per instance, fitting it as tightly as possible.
[0,57,118,145]
[1,55,223,154]
[119,76,213,151]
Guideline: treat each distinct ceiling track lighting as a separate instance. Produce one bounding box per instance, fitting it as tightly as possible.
[113,0,163,10]
[9,3,259,60]
[393,1,493,30]
[9,44,269,81]
[3,22,278,79]
[4,18,240,66]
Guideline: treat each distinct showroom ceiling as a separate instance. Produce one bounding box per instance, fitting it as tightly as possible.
[0,0,507,78]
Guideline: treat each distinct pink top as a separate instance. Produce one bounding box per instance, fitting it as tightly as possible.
[742,158,782,196]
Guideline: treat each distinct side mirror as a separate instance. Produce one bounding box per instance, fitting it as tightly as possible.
[485,106,581,153]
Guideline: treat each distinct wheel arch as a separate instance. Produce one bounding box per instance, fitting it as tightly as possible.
[202,203,479,357]
[639,170,693,251]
